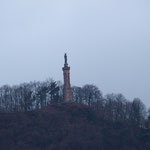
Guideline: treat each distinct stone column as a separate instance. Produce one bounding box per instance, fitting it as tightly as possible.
[62,53,72,102]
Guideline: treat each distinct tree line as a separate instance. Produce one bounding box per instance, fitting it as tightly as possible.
[0,79,149,128]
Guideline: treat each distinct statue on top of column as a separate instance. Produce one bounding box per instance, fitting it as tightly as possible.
[64,53,68,65]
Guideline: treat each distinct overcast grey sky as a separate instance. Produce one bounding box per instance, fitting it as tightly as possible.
[0,0,150,106]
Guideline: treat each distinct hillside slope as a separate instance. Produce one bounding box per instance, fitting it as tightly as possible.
[0,103,150,150]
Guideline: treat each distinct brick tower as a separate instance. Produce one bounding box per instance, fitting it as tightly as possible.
[62,53,72,102]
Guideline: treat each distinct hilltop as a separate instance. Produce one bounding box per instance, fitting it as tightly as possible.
[0,102,150,150]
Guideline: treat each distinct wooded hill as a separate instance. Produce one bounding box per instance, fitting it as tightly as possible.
[0,103,150,150]
[0,79,150,150]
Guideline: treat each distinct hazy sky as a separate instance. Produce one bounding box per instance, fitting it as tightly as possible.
[0,0,150,106]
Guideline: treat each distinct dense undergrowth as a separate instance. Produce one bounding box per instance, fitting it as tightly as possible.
[0,103,150,150]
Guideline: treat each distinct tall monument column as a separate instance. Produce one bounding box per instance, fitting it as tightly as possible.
[62,53,72,102]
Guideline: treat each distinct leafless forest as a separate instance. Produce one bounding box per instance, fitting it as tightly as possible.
[0,79,150,150]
